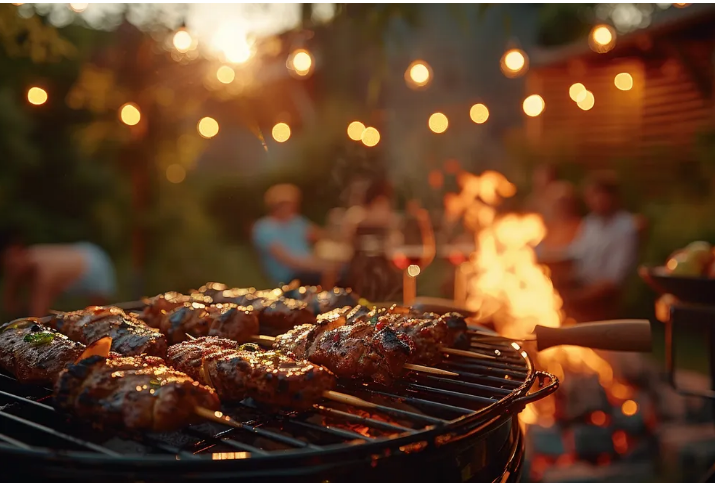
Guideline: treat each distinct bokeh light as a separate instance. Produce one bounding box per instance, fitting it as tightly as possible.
[69,3,88,12]
[173,29,193,53]
[166,164,186,184]
[347,121,365,141]
[27,87,48,106]
[197,117,219,138]
[673,3,690,7]
[288,49,313,77]
[469,103,489,124]
[500,48,529,78]
[212,22,252,64]
[621,400,638,416]
[428,112,449,133]
[569,83,586,102]
[522,95,545,117]
[405,60,432,89]
[407,265,421,277]
[361,127,380,147]
[577,91,595,111]
[614,72,633,91]
[272,122,291,143]
[216,65,235,84]
[589,24,616,53]
[119,102,141,125]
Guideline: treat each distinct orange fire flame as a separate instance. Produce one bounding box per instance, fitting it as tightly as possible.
[450,171,624,430]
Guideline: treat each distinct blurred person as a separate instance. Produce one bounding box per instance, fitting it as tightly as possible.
[0,231,116,318]
[252,183,327,287]
[525,164,558,221]
[562,171,638,321]
[536,181,583,258]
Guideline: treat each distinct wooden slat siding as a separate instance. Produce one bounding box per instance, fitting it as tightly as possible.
[526,33,715,197]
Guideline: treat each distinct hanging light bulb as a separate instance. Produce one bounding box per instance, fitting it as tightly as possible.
[27,87,48,106]
[287,49,314,78]
[272,123,291,143]
[404,60,433,89]
[347,121,366,141]
[119,103,141,125]
[589,24,616,53]
[522,95,545,117]
[173,23,194,53]
[500,48,529,78]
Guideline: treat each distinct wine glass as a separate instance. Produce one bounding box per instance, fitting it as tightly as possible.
[440,241,474,305]
[388,204,436,306]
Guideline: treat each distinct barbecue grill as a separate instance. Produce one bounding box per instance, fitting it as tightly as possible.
[0,303,558,483]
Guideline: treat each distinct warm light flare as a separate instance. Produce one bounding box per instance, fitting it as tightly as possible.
[589,24,616,53]
[119,102,140,125]
[289,49,313,76]
[428,112,448,133]
[407,265,421,277]
[500,48,528,77]
[614,72,633,91]
[216,65,235,84]
[213,23,252,64]
[470,104,489,124]
[197,117,219,138]
[173,29,193,53]
[621,399,638,416]
[361,127,380,147]
[523,94,545,117]
[69,3,88,12]
[405,60,432,89]
[347,121,365,141]
[569,83,586,102]
[272,122,291,143]
[577,91,595,111]
[590,411,607,426]
[27,87,48,106]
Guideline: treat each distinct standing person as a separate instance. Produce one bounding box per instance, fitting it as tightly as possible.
[562,171,639,322]
[0,230,116,318]
[536,181,583,258]
[252,183,327,287]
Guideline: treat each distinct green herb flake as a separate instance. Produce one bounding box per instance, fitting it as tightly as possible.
[23,332,56,345]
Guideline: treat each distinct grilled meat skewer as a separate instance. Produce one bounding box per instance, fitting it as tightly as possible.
[159,303,259,345]
[55,354,220,432]
[167,337,335,410]
[0,318,85,385]
[140,291,212,328]
[46,306,167,358]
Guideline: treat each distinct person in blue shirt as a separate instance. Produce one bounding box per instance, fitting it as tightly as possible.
[252,184,328,286]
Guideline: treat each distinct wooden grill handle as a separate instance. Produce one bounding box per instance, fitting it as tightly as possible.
[534,319,652,352]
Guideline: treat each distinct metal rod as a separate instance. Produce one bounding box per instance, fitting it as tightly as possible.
[315,405,415,434]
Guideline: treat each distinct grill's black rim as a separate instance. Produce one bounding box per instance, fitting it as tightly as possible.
[0,303,558,472]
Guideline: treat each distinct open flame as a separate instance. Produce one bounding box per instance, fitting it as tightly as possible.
[449,171,624,430]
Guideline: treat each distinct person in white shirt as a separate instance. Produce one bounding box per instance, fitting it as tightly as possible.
[563,171,639,321]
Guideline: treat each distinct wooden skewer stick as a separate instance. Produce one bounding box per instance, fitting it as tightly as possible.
[249,335,459,376]
[440,347,496,360]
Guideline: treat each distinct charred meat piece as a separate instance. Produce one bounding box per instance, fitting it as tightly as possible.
[282,286,360,315]
[140,292,212,328]
[247,296,316,333]
[54,354,220,432]
[191,282,262,305]
[371,314,450,365]
[276,318,412,385]
[159,303,259,344]
[0,319,84,385]
[167,337,335,410]
[47,306,167,358]
[438,312,469,350]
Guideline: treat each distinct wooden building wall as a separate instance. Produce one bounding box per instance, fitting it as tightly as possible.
[525,19,715,195]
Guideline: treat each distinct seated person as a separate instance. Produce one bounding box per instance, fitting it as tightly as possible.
[536,181,583,259]
[0,231,116,318]
[562,172,638,322]
[252,184,327,287]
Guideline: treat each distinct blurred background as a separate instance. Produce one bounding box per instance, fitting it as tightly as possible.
[3,3,715,481]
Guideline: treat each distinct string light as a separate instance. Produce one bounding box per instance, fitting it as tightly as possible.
[27,87,48,106]
[522,95,545,117]
[589,24,616,53]
[469,104,489,124]
[216,65,235,84]
[166,164,186,184]
[288,49,313,77]
[428,112,449,133]
[272,122,291,143]
[347,121,365,141]
[119,103,141,125]
[197,117,219,138]
[577,91,595,110]
[173,28,193,53]
[500,48,529,78]
[404,60,432,89]
[614,73,633,91]
[69,3,88,12]
[361,127,380,147]
[569,83,586,102]
[407,265,421,277]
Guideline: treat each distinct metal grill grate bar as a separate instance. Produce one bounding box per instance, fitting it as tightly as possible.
[442,361,528,377]
[316,406,416,434]
[407,384,497,405]
[184,427,270,455]
[0,432,32,449]
[284,419,372,441]
[219,416,323,450]
[359,388,474,416]
[417,375,513,396]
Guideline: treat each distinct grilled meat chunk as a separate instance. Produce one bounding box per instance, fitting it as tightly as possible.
[247,296,316,333]
[47,306,167,358]
[0,319,84,385]
[140,292,212,328]
[54,354,220,432]
[168,337,335,410]
[282,286,360,315]
[159,303,259,344]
